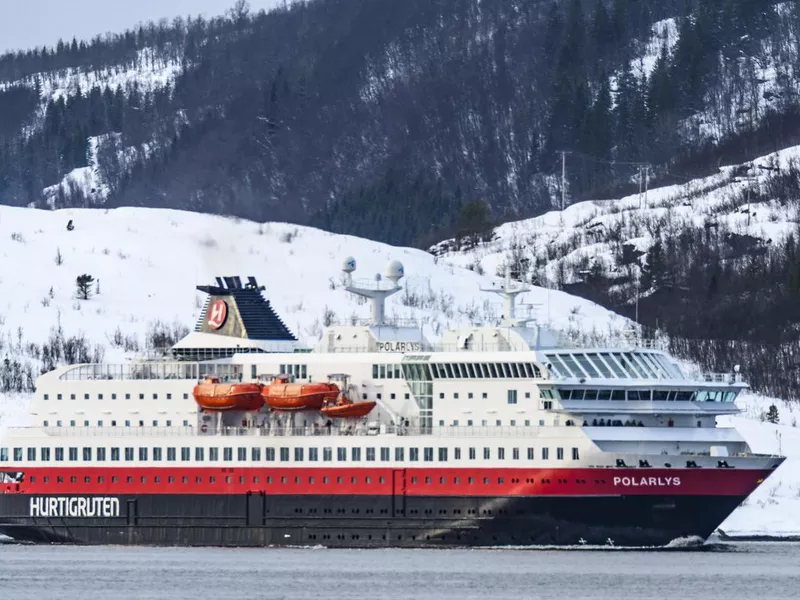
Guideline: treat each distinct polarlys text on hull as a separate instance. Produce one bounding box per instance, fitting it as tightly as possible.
[613,476,682,487]
[29,497,120,518]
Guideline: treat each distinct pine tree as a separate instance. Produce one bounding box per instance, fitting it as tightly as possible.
[76,274,94,300]
[766,403,780,424]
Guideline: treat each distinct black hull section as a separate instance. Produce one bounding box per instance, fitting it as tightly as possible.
[0,493,745,548]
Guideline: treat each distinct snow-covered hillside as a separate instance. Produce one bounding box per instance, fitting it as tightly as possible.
[0,206,626,355]
[433,144,800,289]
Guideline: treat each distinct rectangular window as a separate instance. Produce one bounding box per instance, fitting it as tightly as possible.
[497,447,505,460]
[153,447,163,462]
[195,447,204,462]
[265,448,274,462]
[454,447,461,460]
[27,447,36,462]
[527,447,534,460]
[280,447,289,462]
[542,447,550,460]
[224,447,234,462]
[41,448,51,462]
[507,390,518,404]
[323,447,332,462]
[380,447,390,461]
[251,447,261,462]
[181,447,191,462]
[572,447,580,460]
[96,447,105,462]
[68,447,78,461]
[238,447,247,461]
[294,447,304,462]
[110,447,119,462]
[512,447,520,460]
[468,447,476,460]
[138,447,147,461]
[557,447,564,460]
[483,447,490,460]
[366,447,376,461]
[351,447,361,461]
[424,447,433,462]
[438,447,448,461]
[309,447,318,461]
[409,448,419,462]
[167,448,177,462]
[394,447,405,461]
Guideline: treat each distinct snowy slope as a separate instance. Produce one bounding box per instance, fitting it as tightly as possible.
[0,206,627,354]
[432,144,800,288]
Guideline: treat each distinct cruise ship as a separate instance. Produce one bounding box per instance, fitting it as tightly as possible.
[0,258,784,547]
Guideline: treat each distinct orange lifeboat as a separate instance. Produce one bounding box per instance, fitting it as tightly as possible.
[320,395,377,418]
[193,377,264,411]
[261,376,340,411]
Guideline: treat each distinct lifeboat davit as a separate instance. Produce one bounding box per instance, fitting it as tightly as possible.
[320,396,377,419]
[261,376,340,411]
[193,377,264,411]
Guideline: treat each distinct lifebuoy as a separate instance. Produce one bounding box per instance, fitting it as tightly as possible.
[200,424,208,433]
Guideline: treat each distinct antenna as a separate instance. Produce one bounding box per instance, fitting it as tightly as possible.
[341,258,404,326]
[480,268,532,326]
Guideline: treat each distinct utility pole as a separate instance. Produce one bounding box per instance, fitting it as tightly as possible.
[560,151,567,210]
[638,165,643,208]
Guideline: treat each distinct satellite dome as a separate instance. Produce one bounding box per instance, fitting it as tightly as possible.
[385,260,405,284]
[342,257,357,273]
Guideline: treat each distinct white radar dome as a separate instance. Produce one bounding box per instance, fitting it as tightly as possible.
[342,257,357,273]
[385,260,405,284]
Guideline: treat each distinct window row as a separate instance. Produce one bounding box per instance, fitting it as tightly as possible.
[28,472,591,487]
[43,419,189,428]
[544,351,681,381]
[557,388,738,403]
[372,364,403,379]
[429,362,543,380]
[1,445,580,463]
[43,392,189,401]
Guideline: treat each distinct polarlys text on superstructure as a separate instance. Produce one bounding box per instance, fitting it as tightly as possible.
[29,497,120,518]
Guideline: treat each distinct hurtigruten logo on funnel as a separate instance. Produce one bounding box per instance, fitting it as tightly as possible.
[29,497,120,518]
[207,299,228,330]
